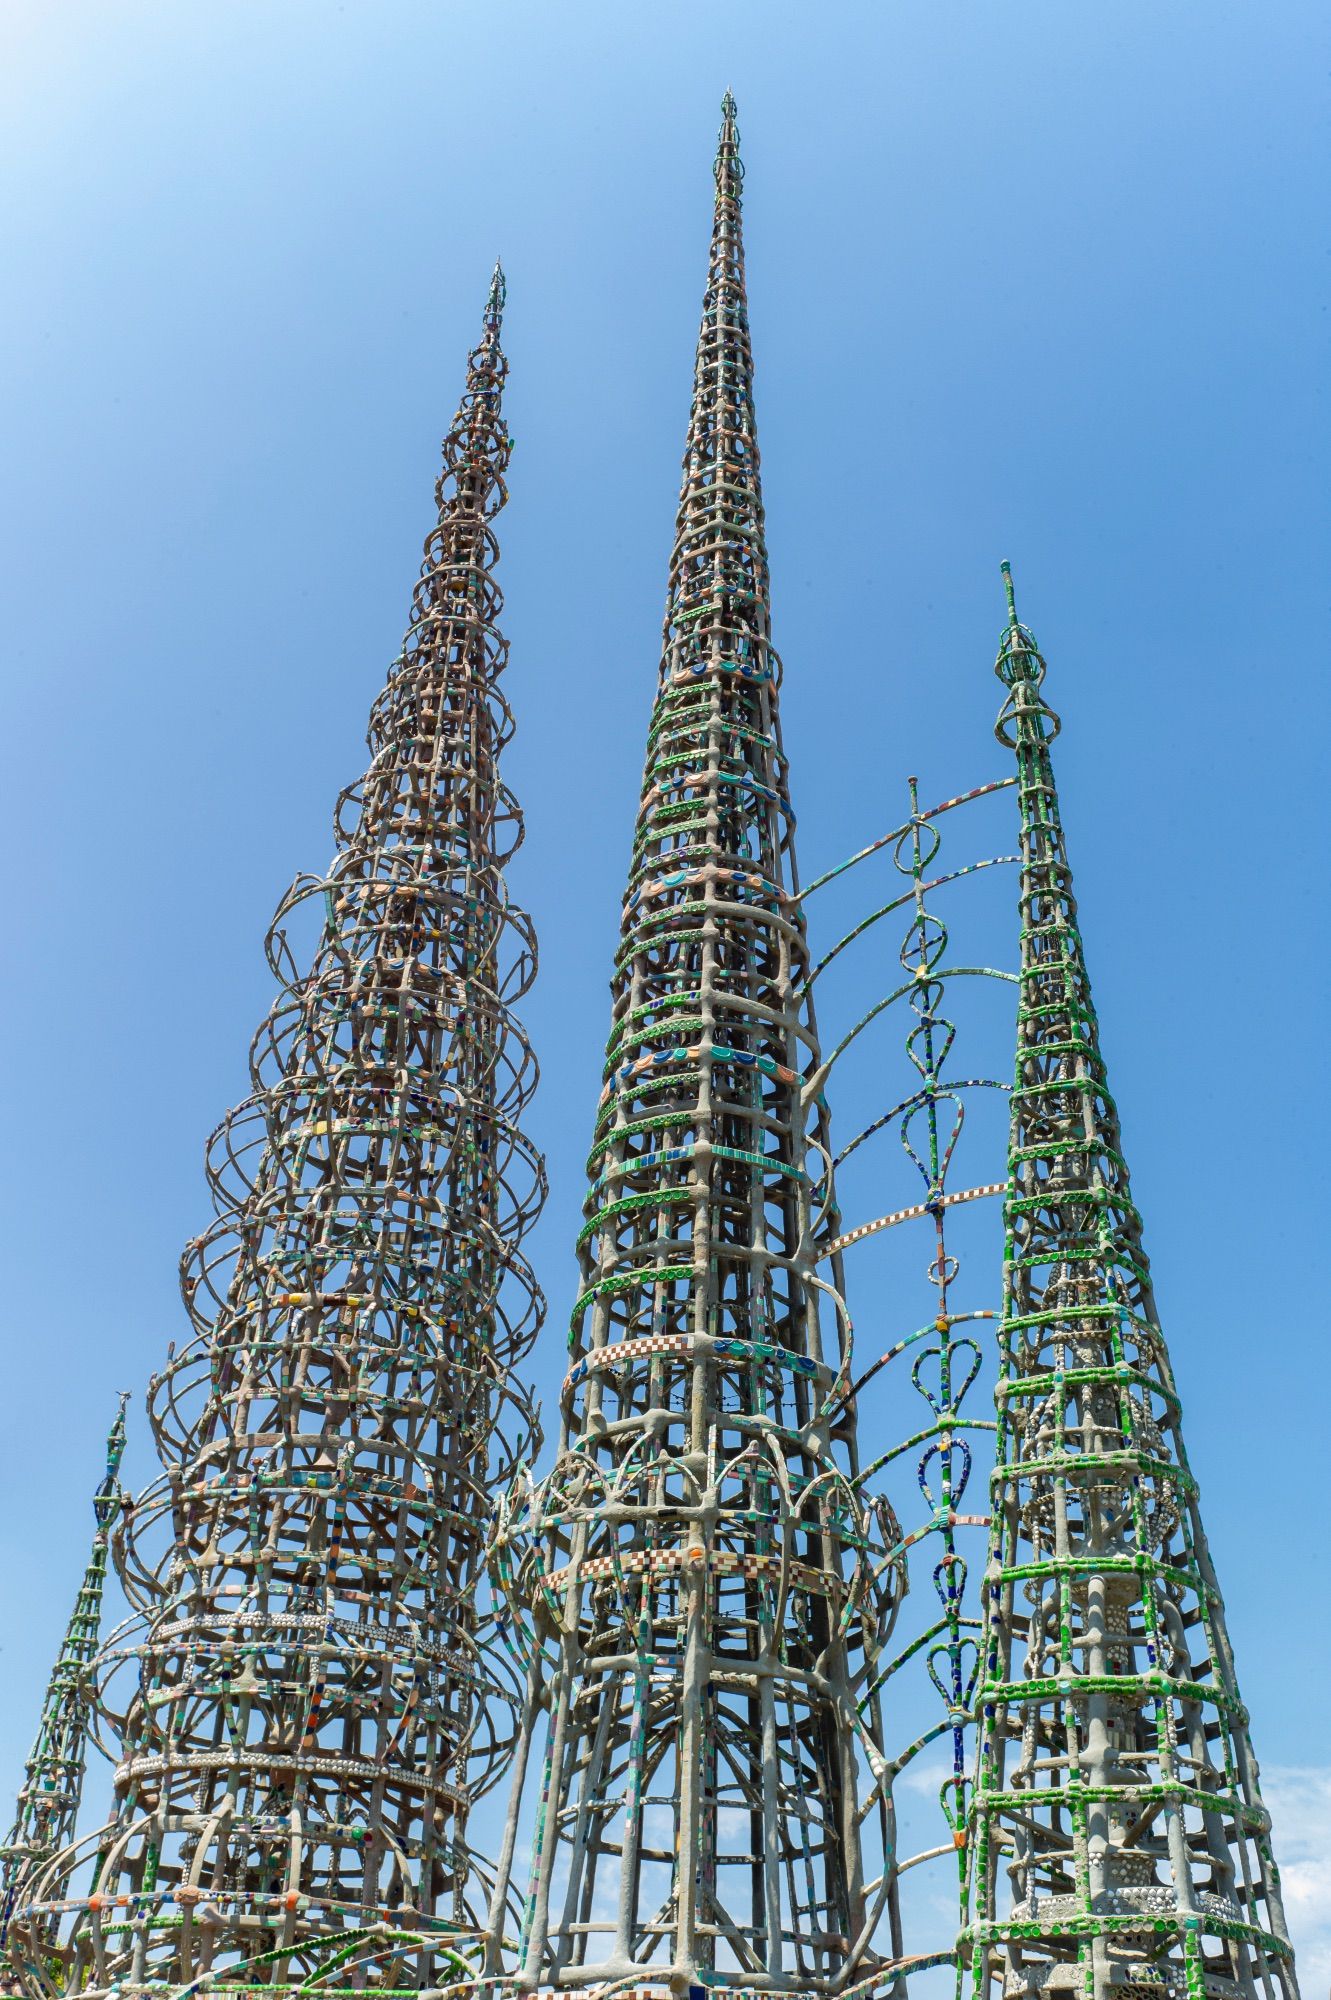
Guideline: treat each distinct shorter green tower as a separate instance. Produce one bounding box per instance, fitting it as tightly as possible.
[963,571,1297,2000]
[0,1397,129,1984]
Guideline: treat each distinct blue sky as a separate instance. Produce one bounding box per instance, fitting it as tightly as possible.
[1,0,1327,1974]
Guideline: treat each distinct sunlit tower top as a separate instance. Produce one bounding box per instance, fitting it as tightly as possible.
[14,269,545,2000]
[484,95,899,2000]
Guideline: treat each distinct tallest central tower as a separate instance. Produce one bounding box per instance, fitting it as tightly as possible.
[490,97,896,1998]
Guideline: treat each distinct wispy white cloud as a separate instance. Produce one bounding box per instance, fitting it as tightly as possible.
[1263,1765,1331,1987]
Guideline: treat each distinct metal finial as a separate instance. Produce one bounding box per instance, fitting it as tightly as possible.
[107,1391,130,1469]
[716,91,743,193]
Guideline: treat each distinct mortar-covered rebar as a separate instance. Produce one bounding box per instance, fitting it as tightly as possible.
[482,99,901,2000]
[962,569,1298,2000]
[13,271,544,2000]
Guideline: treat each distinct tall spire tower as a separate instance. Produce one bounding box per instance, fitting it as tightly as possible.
[0,1399,128,1972]
[963,570,1298,1998]
[13,271,545,1998]
[487,97,896,1998]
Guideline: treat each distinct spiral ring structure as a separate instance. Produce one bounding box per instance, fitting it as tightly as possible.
[14,271,545,1999]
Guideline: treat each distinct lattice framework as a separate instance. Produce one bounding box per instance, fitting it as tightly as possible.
[12,270,544,2000]
[798,781,1018,1989]
[483,97,901,2000]
[962,569,1298,2000]
[0,102,1306,2000]
[0,1400,128,1981]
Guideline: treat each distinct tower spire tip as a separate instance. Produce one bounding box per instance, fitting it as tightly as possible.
[715,89,743,195]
